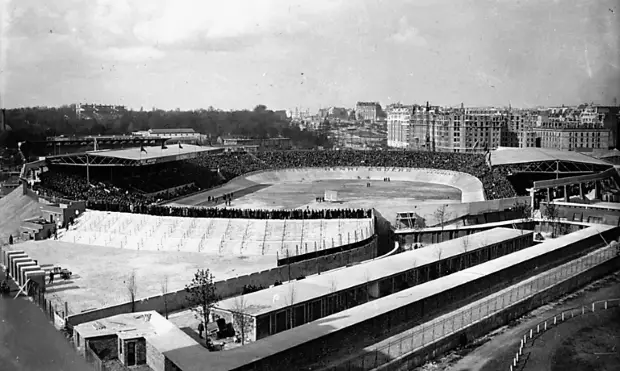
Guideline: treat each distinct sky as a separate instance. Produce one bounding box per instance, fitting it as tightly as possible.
[1,0,619,111]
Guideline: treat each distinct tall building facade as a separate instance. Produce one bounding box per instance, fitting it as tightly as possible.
[533,118,610,151]
[386,104,415,148]
[355,102,381,122]
[386,104,503,153]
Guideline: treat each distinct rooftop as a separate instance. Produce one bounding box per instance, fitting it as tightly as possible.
[491,147,612,167]
[149,128,196,134]
[215,227,531,317]
[195,225,613,371]
[74,311,197,351]
[86,144,219,161]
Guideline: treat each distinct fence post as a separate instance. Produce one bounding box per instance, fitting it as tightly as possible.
[604,301,608,310]
[537,324,540,334]
[544,321,547,331]
[530,329,533,339]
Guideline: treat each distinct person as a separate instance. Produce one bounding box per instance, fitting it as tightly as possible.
[48,271,54,285]
[8,235,13,245]
[197,321,204,339]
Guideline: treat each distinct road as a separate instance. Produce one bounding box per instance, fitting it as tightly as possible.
[0,265,92,371]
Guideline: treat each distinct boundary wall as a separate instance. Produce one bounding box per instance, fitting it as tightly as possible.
[362,246,620,371]
[65,235,378,327]
[241,167,485,203]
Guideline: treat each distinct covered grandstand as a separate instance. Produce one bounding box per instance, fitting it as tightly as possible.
[46,144,224,167]
[491,147,612,174]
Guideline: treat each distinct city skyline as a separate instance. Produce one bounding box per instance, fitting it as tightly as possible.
[1,0,619,111]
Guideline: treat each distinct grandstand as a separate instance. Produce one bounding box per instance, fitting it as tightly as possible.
[60,210,373,257]
[7,147,620,371]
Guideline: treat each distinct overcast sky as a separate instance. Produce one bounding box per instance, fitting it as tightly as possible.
[1,0,618,111]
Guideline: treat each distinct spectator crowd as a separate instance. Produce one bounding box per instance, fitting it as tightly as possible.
[34,149,518,220]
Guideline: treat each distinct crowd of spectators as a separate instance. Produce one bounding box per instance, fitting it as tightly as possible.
[190,150,517,200]
[34,149,517,220]
[85,202,371,219]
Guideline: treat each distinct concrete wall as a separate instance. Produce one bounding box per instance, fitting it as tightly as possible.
[243,167,486,203]
[382,253,620,371]
[66,236,378,328]
[146,340,165,371]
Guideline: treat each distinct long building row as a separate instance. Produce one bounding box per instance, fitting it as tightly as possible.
[386,104,618,152]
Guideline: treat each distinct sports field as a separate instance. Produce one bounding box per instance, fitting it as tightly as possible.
[173,179,462,224]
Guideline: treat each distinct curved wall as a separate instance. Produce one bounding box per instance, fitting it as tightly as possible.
[243,167,486,203]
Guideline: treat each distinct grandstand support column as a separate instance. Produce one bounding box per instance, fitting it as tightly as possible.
[86,155,90,185]
[579,182,585,199]
[595,180,602,200]
[564,185,569,202]
[546,188,551,203]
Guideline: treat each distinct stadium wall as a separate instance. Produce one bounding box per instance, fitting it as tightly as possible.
[65,236,378,328]
[377,251,620,371]
[242,167,486,203]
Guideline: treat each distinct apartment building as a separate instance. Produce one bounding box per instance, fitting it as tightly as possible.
[355,102,381,122]
[386,104,503,153]
[533,118,610,151]
[386,104,416,148]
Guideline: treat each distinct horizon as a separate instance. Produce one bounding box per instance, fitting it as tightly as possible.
[1,0,619,111]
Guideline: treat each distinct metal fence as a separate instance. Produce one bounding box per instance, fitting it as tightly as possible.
[509,298,620,371]
[330,245,617,370]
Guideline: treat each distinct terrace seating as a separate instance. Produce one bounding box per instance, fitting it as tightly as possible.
[60,211,375,257]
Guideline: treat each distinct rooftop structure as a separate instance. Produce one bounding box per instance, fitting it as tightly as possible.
[213,227,533,341]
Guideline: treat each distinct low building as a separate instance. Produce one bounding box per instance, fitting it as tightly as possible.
[73,311,197,371]
[215,136,292,150]
[134,128,197,138]
[212,228,534,342]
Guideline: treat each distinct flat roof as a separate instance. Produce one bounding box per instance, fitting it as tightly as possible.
[491,147,612,167]
[215,227,531,317]
[74,311,196,349]
[86,144,219,161]
[196,225,614,371]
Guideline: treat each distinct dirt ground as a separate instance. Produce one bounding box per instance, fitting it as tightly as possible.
[2,240,276,314]
[417,272,620,371]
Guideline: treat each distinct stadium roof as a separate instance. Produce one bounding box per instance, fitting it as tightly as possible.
[87,144,215,161]
[47,144,224,167]
[491,147,612,166]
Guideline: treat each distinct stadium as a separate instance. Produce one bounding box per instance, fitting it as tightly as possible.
[1,144,619,371]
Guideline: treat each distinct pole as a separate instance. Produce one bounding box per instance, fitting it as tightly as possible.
[86,154,90,185]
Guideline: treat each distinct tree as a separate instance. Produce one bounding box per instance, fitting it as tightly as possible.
[284,283,297,330]
[231,295,254,345]
[543,202,560,238]
[436,247,444,277]
[161,275,169,319]
[460,235,470,270]
[513,200,532,234]
[328,277,338,293]
[434,204,452,239]
[186,269,219,345]
[126,270,138,313]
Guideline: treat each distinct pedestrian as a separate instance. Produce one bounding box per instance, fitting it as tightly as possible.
[49,270,54,285]
[198,321,204,339]
[8,235,13,245]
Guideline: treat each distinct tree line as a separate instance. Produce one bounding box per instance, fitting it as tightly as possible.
[0,105,331,149]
